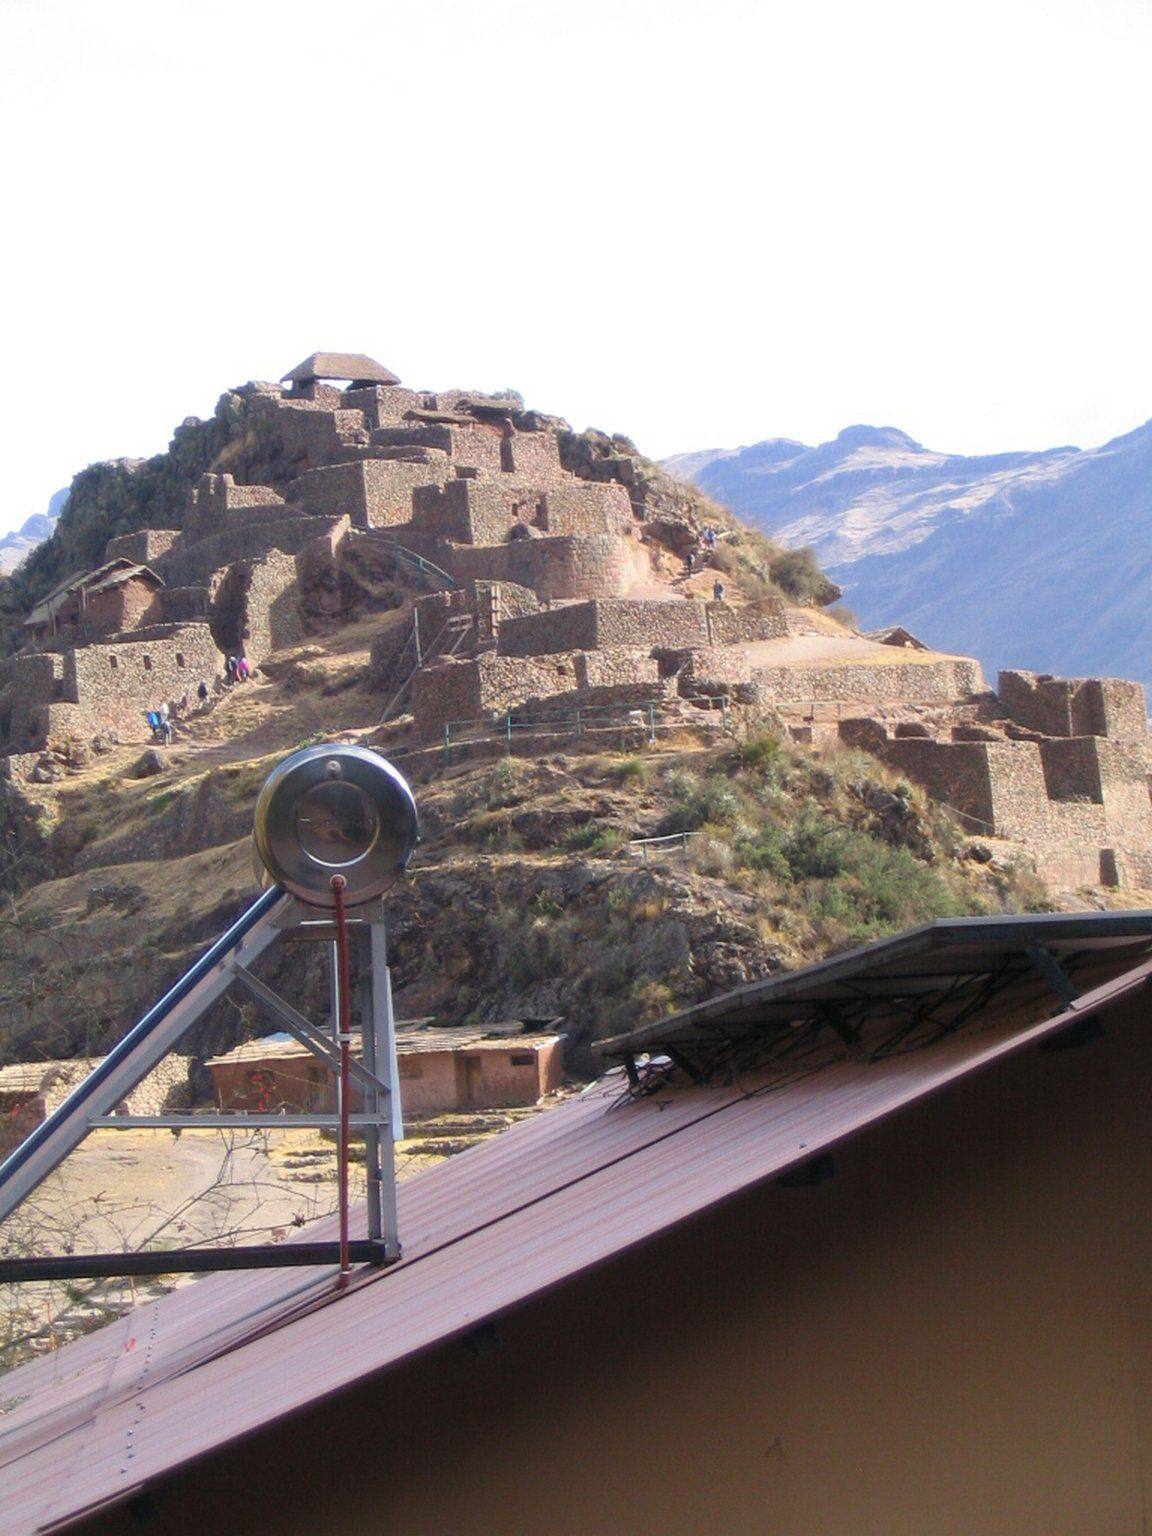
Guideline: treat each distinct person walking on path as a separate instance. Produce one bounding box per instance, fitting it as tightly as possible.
[237,655,250,682]
[225,654,238,686]
[158,701,172,746]
[197,678,210,707]
[713,579,726,603]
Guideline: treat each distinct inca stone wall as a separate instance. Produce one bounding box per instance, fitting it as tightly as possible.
[999,670,1148,742]
[840,709,1152,889]
[755,657,985,706]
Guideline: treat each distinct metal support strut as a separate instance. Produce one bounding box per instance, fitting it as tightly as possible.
[0,887,404,1281]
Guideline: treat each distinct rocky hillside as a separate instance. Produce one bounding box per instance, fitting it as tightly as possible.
[664,419,1152,691]
[0,490,67,575]
[0,623,1042,1077]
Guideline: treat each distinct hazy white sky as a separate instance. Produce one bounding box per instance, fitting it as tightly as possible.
[1,0,1150,534]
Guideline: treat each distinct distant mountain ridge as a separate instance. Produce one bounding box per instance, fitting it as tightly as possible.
[663,421,1152,692]
[0,490,68,575]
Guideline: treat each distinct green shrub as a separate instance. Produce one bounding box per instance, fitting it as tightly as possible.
[566,823,627,856]
[609,757,646,784]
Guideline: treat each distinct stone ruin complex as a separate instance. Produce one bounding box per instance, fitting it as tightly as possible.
[1,350,1149,891]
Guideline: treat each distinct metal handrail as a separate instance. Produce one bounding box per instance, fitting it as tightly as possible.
[355,531,456,591]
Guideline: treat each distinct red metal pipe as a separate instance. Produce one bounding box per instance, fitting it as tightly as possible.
[330,874,353,1289]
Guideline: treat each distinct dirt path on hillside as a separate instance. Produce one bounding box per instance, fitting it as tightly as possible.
[740,633,965,668]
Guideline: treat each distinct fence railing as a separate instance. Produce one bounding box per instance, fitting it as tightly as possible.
[356,532,457,591]
[439,695,731,762]
[628,830,700,860]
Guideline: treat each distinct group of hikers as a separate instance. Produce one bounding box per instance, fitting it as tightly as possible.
[144,654,252,746]
[682,525,726,602]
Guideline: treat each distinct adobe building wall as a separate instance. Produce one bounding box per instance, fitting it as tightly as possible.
[288,459,454,529]
[103,529,183,566]
[1000,669,1148,742]
[0,1055,191,1156]
[397,1044,557,1113]
[82,578,163,639]
[209,1053,327,1114]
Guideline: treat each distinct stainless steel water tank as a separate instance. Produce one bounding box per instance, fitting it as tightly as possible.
[252,744,418,908]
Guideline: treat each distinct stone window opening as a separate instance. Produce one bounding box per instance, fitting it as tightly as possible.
[142,655,153,672]
[109,655,119,670]
[176,652,186,668]
[510,1053,535,1067]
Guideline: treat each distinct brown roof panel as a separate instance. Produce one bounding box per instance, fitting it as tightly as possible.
[1,951,1149,1532]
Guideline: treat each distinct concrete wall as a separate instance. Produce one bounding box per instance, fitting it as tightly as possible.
[84,996,1152,1536]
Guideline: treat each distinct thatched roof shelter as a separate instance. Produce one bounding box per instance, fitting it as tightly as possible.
[282,352,400,387]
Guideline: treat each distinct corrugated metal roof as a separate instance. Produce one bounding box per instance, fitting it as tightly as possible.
[0,943,1148,1531]
[205,1023,562,1067]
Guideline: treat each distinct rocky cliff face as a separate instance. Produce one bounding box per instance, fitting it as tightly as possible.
[664,419,1152,691]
